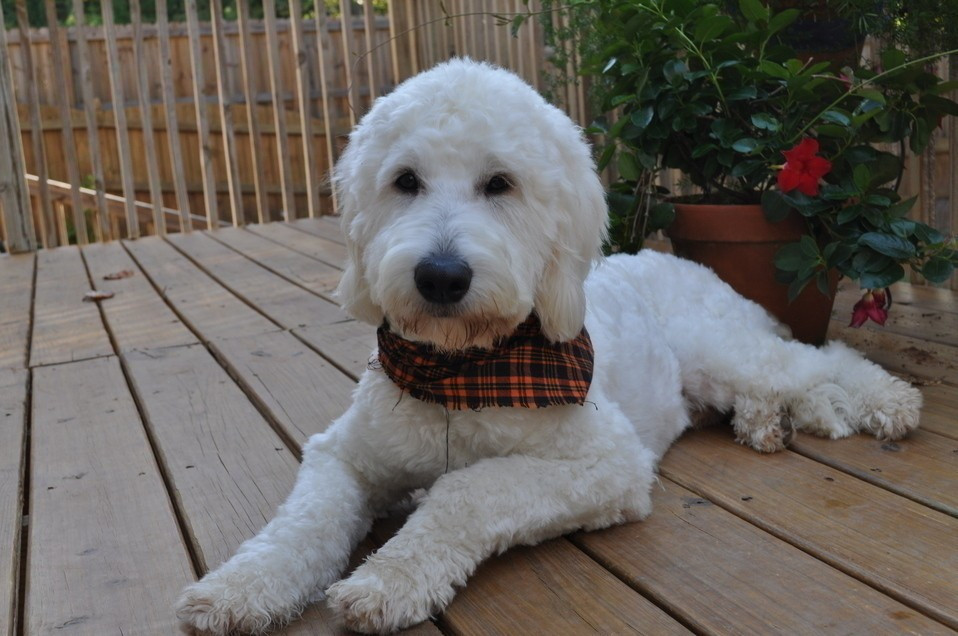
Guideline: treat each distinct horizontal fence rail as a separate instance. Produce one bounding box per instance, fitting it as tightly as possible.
[0,0,954,289]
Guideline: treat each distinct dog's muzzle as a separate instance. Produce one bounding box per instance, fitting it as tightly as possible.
[414,253,472,304]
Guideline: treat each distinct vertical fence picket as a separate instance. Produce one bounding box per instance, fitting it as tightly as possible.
[70,0,111,242]
[156,0,194,231]
[210,0,245,226]
[387,1,401,90]
[14,0,55,247]
[185,0,220,229]
[131,0,168,235]
[339,0,359,125]
[263,0,296,218]
[315,3,338,212]
[0,0,35,252]
[289,0,319,218]
[101,0,140,238]
[43,0,87,243]
[236,0,269,224]
[363,0,379,101]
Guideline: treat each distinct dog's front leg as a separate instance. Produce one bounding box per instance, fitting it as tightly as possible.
[327,448,654,633]
[175,433,375,635]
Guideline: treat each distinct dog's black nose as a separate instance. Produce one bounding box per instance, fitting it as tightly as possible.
[414,254,472,304]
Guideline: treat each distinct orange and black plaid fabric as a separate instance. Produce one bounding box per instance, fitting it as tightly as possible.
[375,314,594,410]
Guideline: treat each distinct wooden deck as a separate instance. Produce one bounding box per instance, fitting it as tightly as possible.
[1,218,956,635]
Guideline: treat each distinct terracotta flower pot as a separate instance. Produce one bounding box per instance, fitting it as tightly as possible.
[667,202,837,345]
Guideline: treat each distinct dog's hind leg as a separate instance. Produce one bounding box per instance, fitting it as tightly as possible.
[326,436,656,633]
[175,434,375,635]
[679,328,922,451]
[785,340,922,442]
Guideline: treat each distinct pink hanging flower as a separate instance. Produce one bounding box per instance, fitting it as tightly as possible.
[777,138,832,196]
[849,288,892,327]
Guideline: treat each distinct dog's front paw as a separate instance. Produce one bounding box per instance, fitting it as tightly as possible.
[327,556,450,634]
[175,566,302,635]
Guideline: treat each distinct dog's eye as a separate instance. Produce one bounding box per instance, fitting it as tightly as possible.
[484,175,512,196]
[395,171,421,194]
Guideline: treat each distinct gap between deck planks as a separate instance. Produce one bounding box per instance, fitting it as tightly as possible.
[0,368,27,636]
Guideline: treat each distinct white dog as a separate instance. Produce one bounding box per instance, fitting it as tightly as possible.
[176,59,922,634]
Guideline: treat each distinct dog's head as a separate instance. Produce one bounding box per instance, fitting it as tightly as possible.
[333,59,607,350]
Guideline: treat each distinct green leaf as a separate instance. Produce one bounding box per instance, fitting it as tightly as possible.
[738,0,769,22]
[799,235,820,258]
[921,258,955,283]
[853,164,871,191]
[617,152,640,182]
[751,113,781,131]
[727,86,758,100]
[597,144,616,171]
[732,137,761,154]
[858,233,916,259]
[881,48,907,73]
[774,242,806,272]
[855,89,886,105]
[767,8,799,35]
[663,59,689,85]
[629,106,655,131]
[821,110,851,126]
[859,262,905,288]
[758,60,790,79]
[647,202,676,232]
[762,190,793,223]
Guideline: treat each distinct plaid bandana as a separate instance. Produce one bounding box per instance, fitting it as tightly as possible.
[375,314,594,410]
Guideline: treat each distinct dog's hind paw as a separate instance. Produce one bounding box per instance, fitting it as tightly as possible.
[732,395,793,453]
[864,377,922,441]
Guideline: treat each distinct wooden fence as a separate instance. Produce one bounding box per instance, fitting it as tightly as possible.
[0,0,954,288]
[0,0,572,251]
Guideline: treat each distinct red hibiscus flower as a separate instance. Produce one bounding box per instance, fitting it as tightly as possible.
[777,138,832,196]
[849,288,892,328]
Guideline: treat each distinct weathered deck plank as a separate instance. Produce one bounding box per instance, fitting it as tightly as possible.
[0,254,34,369]
[29,247,113,368]
[124,237,280,341]
[828,321,958,387]
[921,384,958,438]
[294,321,378,380]
[210,226,342,298]
[791,429,958,517]
[168,232,346,329]
[27,357,194,634]
[82,241,198,352]
[661,427,958,629]
[0,368,26,636]
[272,219,348,261]
[208,330,354,448]
[122,344,300,570]
[248,221,345,264]
[575,478,952,635]
[444,538,690,634]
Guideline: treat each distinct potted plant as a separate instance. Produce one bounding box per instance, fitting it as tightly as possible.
[524,0,958,344]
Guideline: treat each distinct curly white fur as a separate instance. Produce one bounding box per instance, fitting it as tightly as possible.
[175,59,922,634]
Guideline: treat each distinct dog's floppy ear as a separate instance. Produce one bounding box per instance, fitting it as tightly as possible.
[332,143,385,327]
[534,157,608,343]
[335,233,384,326]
